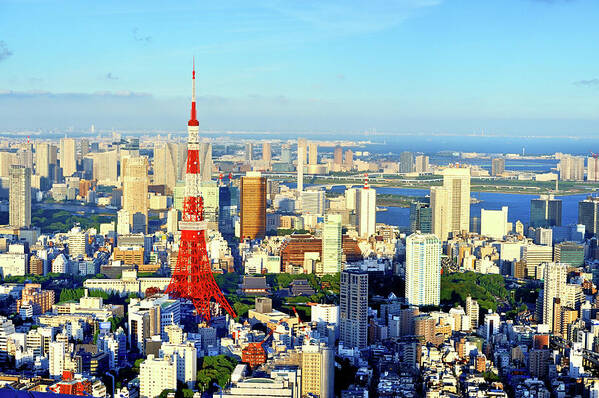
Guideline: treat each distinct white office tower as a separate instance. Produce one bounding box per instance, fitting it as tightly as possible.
[49,341,65,379]
[480,206,509,239]
[340,269,368,350]
[67,226,89,258]
[404,233,441,306]
[86,150,119,185]
[166,208,178,235]
[356,176,376,238]
[35,143,51,178]
[160,342,197,388]
[117,209,131,235]
[466,296,480,330]
[301,343,334,398]
[345,187,358,211]
[297,138,306,192]
[431,166,471,241]
[300,190,325,215]
[322,214,342,275]
[9,165,31,228]
[542,262,568,331]
[484,311,501,341]
[59,137,77,177]
[140,354,178,398]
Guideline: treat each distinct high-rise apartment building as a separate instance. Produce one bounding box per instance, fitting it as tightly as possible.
[431,166,470,240]
[344,149,353,171]
[35,143,51,178]
[588,156,599,182]
[334,146,343,165]
[301,343,334,398]
[542,262,568,331]
[356,182,376,238]
[322,214,342,275]
[559,155,584,181]
[297,138,307,192]
[240,172,267,240]
[414,155,429,173]
[245,142,253,163]
[9,165,31,228]
[530,194,562,228]
[399,151,414,173]
[59,138,77,177]
[405,233,441,307]
[308,142,318,165]
[0,152,17,178]
[340,269,368,350]
[578,196,599,237]
[262,142,271,164]
[123,157,149,233]
[491,158,505,176]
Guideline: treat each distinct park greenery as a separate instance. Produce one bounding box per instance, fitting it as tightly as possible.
[31,207,114,233]
[196,355,238,392]
[440,272,507,312]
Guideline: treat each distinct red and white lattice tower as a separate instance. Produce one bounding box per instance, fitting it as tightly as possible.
[165,61,236,322]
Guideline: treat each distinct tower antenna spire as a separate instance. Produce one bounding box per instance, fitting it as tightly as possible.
[189,57,198,126]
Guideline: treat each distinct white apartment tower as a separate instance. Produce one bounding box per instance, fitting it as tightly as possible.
[405,233,442,306]
[356,176,376,238]
[322,214,342,275]
[9,165,31,228]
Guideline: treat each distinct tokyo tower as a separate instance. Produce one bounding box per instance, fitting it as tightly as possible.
[165,61,237,322]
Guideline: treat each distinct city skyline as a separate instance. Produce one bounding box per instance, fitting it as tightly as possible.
[1,0,598,134]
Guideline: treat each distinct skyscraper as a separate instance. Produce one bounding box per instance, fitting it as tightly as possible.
[542,262,568,331]
[297,138,306,192]
[240,171,267,240]
[300,190,325,215]
[356,177,376,238]
[340,269,368,350]
[153,142,187,193]
[59,138,77,177]
[245,142,253,162]
[333,146,343,165]
[301,343,334,398]
[414,155,429,173]
[588,156,599,182]
[430,186,449,241]
[262,142,271,165]
[308,142,318,165]
[123,157,149,233]
[578,196,599,237]
[530,194,562,228]
[431,166,470,240]
[559,155,585,181]
[409,201,432,233]
[344,149,353,171]
[405,233,441,307]
[491,158,505,176]
[9,165,31,228]
[198,142,213,182]
[35,143,51,178]
[399,151,414,173]
[322,214,342,275]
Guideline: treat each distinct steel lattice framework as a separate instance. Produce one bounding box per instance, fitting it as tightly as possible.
[165,62,236,322]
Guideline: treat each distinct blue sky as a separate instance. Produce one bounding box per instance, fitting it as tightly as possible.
[0,0,597,135]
